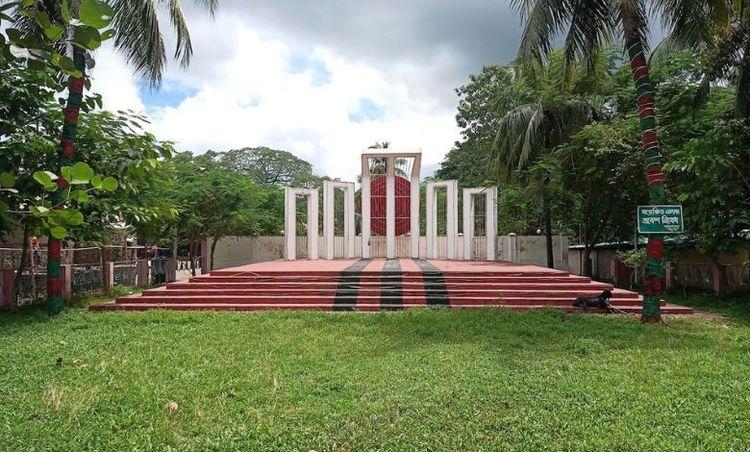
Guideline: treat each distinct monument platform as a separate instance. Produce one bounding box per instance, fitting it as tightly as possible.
[89,259,693,314]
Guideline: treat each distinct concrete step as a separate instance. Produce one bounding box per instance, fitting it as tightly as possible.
[90,302,693,314]
[191,274,590,282]
[169,281,610,290]
[117,295,652,306]
[142,288,637,298]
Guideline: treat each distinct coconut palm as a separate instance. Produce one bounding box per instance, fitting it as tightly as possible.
[14,0,217,313]
[652,3,748,118]
[510,0,729,322]
[491,52,602,268]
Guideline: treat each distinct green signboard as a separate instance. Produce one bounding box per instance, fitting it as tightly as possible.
[637,205,684,234]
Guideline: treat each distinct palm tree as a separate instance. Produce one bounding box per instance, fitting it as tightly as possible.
[652,3,748,118]
[16,0,218,314]
[491,53,600,268]
[510,0,728,322]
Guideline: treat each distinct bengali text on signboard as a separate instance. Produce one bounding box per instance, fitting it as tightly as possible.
[637,205,684,234]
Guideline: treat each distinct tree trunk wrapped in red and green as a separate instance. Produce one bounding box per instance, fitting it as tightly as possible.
[47,49,85,314]
[625,30,666,322]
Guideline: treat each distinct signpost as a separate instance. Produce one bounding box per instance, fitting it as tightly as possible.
[637,205,684,234]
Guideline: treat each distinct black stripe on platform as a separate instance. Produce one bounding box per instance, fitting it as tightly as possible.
[414,259,450,307]
[381,259,403,310]
[332,259,370,311]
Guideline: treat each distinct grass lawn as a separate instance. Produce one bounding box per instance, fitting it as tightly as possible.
[1,293,749,450]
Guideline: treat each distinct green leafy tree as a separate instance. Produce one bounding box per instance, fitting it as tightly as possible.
[219,147,321,187]
[5,0,217,313]
[510,0,721,321]
[553,118,647,273]
[490,52,604,268]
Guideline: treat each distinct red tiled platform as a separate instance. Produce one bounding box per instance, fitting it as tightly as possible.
[89,259,694,314]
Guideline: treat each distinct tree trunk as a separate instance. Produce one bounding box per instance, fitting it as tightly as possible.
[10,222,31,313]
[542,190,554,268]
[189,237,196,277]
[100,245,109,295]
[47,48,86,315]
[210,236,219,272]
[622,10,666,323]
[582,245,592,277]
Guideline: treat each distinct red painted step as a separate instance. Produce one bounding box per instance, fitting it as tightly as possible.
[139,289,637,299]
[89,259,694,315]
[116,295,655,307]
[90,302,693,314]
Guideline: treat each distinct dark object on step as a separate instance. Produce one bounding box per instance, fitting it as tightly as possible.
[573,289,613,312]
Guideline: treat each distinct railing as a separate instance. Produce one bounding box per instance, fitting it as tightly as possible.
[71,264,104,295]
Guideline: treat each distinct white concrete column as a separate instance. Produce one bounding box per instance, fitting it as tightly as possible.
[446,180,458,260]
[361,157,371,259]
[426,180,458,259]
[323,182,335,260]
[307,190,318,260]
[410,154,421,258]
[284,187,297,260]
[426,184,437,259]
[385,156,395,259]
[344,183,356,258]
[462,190,474,260]
[485,187,498,261]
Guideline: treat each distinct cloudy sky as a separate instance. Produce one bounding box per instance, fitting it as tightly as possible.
[91,0,523,180]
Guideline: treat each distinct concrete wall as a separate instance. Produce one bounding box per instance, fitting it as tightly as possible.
[211,234,570,270]
[210,236,285,270]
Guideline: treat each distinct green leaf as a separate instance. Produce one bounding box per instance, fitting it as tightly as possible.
[100,29,116,41]
[73,25,102,50]
[73,191,90,203]
[78,0,114,29]
[60,0,72,24]
[49,225,68,239]
[101,176,118,192]
[0,172,15,188]
[33,171,57,186]
[62,209,84,226]
[91,174,103,189]
[69,162,95,184]
[30,205,50,217]
[61,166,73,182]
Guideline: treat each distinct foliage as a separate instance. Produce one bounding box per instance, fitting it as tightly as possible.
[665,118,750,255]
[0,161,116,241]
[1,0,116,76]
[1,305,750,449]
[71,110,178,245]
[553,117,646,252]
[138,151,286,260]
[0,62,177,244]
[616,248,647,270]
[219,147,321,188]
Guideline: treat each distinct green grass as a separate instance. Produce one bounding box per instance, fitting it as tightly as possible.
[1,296,749,450]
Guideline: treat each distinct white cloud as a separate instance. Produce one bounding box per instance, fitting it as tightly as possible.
[89,46,145,113]
[90,13,461,181]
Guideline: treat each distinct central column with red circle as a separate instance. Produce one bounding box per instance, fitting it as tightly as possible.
[370,175,411,236]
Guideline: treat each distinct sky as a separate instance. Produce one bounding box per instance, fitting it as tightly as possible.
[90,0,523,180]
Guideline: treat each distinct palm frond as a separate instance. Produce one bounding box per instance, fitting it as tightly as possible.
[652,0,731,50]
[162,0,194,68]
[512,0,575,72]
[648,33,689,68]
[562,0,617,73]
[111,0,166,86]
[736,40,750,117]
